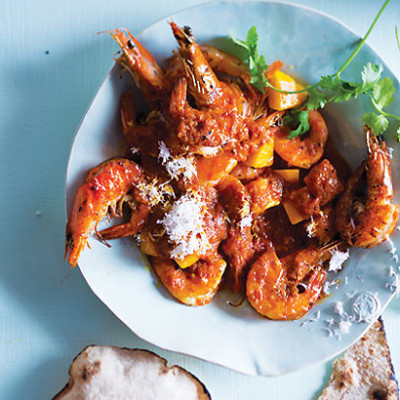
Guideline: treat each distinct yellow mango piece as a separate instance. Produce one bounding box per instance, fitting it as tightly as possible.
[174,253,199,269]
[246,176,282,214]
[282,201,309,225]
[274,169,300,184]
[197,153,238,187]
[244,140,274,168]
[267,70,307,111]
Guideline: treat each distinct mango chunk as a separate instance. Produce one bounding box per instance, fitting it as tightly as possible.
[244,140,274,168]
[267,70,307,111]
[283,201,309,225]
[274,169,300,184]
[174,253,199,269]
[283,186,320,225]
[246,176,283,214]
[197,153,238,187]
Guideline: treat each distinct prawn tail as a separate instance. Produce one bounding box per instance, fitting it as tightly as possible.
[111,28,166,109]
[98,203,150,240]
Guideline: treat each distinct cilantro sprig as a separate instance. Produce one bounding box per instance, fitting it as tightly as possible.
[229,26,268,92]
[230,0,400,140]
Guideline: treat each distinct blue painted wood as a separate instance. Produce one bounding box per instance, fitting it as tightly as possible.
[0,1,399,399]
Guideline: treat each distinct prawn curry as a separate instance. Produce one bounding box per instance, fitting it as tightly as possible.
[65,24,399,320]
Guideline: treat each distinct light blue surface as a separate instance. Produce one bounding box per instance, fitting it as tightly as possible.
[1,0,400,399]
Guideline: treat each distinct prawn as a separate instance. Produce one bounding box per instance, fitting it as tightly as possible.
[65,159,147,267]
[110,28,167,110]
[199,44,260,105]
[169,24,279,161]
[274,110,328,169]
[199,44,252,83]
[336,128,399,248]
[165,42,258,106]
[170,22,250,113]
[150,256,227,306]
[246,242,345,320]
[98,203,150,240]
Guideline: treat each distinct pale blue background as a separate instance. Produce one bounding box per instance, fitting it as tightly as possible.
[1,1,399,399]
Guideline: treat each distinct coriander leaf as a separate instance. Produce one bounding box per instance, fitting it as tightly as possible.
[258,54,268,71]
[228,34,249,50]
[361,112,389,136]
[360,62,382,91]
[246,26,258,53]
[283,110,310,138]
[250,75,267,92]
[306,87,327,110]
[372,77,395,109]
[331,83,355,103]
[230,26,269,93]
[319,75,339,91]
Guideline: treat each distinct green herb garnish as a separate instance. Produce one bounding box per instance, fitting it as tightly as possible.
[229,26,268,92]
[230,0,400,140]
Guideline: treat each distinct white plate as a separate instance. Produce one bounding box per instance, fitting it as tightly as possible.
[66,1,400,376]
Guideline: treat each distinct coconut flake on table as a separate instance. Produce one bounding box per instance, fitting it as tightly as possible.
[328,249,350,272]
[157,190,210,260]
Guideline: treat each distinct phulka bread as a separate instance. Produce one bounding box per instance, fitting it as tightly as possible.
[53,346,211,400]
[318,318,399,400]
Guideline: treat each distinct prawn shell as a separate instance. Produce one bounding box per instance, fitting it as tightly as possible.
[274,110,328,169]
[65,159,145,267]
[336,129,399,248]
[246,246,327,320]
[150,257,227,306]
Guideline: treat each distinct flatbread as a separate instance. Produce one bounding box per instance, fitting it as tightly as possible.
[318,318,399,400]
[53,346,211,400]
